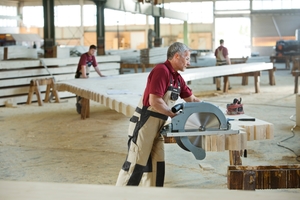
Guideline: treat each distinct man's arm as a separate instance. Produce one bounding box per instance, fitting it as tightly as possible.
[149,94,177,118]
[81,65,88,78]
[94,66,105,77]
[183,94,201,102]
[226,55,231,65]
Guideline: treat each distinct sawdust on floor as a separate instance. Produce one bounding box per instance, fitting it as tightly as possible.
[0,70,299,191]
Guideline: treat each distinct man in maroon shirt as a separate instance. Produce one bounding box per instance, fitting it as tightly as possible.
[214,39,231,91]
[75,44,105,78]
[75,45,105,114]
[116,42,201,187]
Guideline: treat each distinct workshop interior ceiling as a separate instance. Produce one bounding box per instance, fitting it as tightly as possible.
[3,0,215,6]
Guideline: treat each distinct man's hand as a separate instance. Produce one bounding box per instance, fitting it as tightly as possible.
[149,94,177,118]
[95,66,105,77]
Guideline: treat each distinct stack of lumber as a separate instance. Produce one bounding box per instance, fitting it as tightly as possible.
[140,47,168,64]
[0,55,120,106]
[106,49,140,63]
[0,46,38,60]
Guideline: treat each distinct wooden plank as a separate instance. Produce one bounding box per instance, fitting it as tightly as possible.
[0,63,119,79]
[1,180,299,200]
[0,60,40,69]
[243,170,256,190]
[0,66,76,79]
[0,91,74,106]
[0,69,119,88]
[227,170,243,190]
[40,55,121,66]
[287,169,300,188]
[3,46,38,60]
[229,150,242,165]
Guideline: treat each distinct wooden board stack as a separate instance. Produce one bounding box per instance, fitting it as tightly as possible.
[1,46,38,60]
[0,55,121,106]
[140,47,168,64]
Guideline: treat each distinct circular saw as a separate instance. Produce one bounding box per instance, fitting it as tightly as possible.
[161,102,239,160]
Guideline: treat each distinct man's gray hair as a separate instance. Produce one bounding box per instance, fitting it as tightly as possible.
[167,42,190,60]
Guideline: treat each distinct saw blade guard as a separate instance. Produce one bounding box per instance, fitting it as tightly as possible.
[170,102,229,160]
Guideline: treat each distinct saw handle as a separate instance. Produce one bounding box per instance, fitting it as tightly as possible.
[171,103,184,113]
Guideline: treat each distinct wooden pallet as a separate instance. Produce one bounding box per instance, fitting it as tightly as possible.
[227,165,300,190]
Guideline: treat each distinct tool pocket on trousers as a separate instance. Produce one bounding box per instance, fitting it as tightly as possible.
[127,140,139,164]
[128,115,139,137]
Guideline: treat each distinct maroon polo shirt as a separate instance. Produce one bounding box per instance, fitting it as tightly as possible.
[76,52,97,72]
[142,60,192,106]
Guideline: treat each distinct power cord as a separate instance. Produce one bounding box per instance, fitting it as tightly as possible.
[276,114,300,162]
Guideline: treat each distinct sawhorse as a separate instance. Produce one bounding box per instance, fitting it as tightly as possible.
[26,78,60,106]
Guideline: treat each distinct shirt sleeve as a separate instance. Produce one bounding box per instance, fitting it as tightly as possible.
[179,77,193,99]
[148,67,169,98]
[223,47,228,57]
[78,54,87,67]
[92,56,98,67]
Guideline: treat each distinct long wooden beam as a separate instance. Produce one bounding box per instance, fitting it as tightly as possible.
[56,62,273,118]
[0,180,298,199]
[55,62,274,152]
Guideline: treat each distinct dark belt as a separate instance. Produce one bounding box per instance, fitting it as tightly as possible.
[135,107,168,121]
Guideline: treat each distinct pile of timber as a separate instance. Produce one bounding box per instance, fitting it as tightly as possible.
[0,46,38,60]
[0,55,121,106]
[106,49,140,64]
[140,47,168,64]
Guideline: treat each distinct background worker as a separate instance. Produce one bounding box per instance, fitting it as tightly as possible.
[116,42,201,187]
[214,39,231,91]
[75,44,105,78]
[75,44,105,114]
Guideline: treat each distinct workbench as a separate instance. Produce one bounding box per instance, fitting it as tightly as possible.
[55,62,274,164]
[56,62,273,117]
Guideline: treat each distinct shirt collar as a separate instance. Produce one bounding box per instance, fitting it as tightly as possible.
[164,60,180,76]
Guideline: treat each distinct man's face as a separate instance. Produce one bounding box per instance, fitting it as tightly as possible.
[174,51,190,72]
[88,48,96,55]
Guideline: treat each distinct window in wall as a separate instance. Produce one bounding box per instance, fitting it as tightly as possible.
[159,2,213,24]
[55,5,81,27]
[0,5,18,27]
[252,0,300,10]
[189,2,213,23]
[215,17,251,57]
[22,6,43,27]
[83,5,96,26]
[104,9,146,25]
[215,0,250,10]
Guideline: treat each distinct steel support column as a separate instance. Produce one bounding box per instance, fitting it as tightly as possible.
[43,0,55,58]
[94,0,106,55]
[183,21,188,45]
[154,16,161,47]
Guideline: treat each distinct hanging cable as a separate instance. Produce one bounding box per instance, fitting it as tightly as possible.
[276,114,300,162]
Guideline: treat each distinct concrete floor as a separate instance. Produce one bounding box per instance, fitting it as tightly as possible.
[0,63,299,193]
